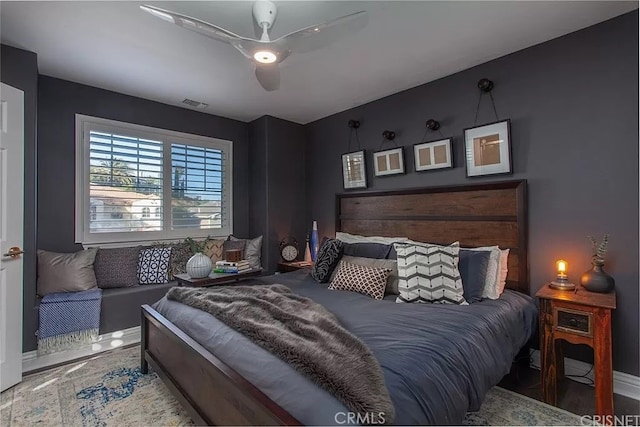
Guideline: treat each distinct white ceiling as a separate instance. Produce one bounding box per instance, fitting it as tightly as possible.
[1,1,636,124]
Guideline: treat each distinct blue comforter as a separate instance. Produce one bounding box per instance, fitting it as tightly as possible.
[153,270,537,425]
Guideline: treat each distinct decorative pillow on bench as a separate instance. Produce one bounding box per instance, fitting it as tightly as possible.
[203,238,226,263]
[37,248,98,296]
[94,246,142,289]
[137,247,172,285]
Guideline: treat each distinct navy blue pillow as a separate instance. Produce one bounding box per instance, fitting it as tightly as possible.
[458,249,491,303]
[342,243,392,259]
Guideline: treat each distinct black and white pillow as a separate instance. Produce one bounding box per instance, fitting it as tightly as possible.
[311,238,344,283]
[137,247,172,285]
[329,260,391,300]
[394,241,467,305]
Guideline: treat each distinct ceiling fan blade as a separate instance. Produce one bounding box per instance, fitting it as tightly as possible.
[140,5,251,45]
[275,11,368,54]
[255,64,281,91]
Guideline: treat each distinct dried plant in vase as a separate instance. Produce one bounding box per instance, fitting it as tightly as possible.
[580,234,615,293]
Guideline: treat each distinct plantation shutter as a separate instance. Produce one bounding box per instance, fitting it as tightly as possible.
[88,131,164,233]
[77,115,233,244]
[170,143,228,231]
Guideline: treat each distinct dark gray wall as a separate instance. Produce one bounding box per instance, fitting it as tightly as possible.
[35,75,250,350]
[249,116,306,273]
[248,116,268,252]
[1,44,39,353]
[305,11,639,376]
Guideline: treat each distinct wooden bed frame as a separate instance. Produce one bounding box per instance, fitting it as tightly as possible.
[141,179,528,426]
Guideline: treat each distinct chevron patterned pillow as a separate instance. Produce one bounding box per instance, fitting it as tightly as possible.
[329,260,391,300]
[394,241,468,305]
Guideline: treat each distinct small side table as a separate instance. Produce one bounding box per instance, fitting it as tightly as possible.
[277,261,313,273]
[536,285,616,418]
[174,268,262,287]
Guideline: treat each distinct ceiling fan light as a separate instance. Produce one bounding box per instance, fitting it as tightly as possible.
[254,50,277,64]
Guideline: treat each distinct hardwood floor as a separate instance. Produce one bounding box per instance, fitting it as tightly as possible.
[499,362,640,424]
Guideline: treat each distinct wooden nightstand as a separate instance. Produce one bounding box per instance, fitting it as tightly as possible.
[537,285,616,417]
[277,261,313,273]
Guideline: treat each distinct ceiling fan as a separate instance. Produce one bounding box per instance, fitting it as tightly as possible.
[140,1,368,91]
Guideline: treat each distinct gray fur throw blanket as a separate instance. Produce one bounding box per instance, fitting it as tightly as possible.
[167,283,395,422]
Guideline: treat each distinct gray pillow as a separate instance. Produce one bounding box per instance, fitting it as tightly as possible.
[37,248,98,296]
[342,243,392,259]
[230,235,263,270]
[330,255,399,295]
[94,246,141,289]
[459,249,491,303]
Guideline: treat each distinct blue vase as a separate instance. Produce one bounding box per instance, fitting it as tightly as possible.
[310,221,319,261]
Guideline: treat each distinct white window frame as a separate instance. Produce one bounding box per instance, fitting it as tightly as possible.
[75,114,233,245]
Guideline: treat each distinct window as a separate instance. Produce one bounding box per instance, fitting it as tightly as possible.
[75,115,233,244]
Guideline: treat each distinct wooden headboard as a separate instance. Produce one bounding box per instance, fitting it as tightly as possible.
[335,180,529,294]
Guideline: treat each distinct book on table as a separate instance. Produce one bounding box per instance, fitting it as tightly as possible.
[214,260,251,274]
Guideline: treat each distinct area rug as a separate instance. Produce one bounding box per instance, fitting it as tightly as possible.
[1,346,582,426]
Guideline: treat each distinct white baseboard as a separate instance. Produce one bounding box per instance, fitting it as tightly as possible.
[22,326,141,374]
[530,350,640,401]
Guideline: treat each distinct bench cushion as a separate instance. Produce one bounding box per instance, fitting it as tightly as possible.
[100,282,176,333]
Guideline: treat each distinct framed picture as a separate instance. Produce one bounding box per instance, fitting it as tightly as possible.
[464,119,512,177]
[413,138,453,172]
[373,147,405,177]
[341,150,367,189]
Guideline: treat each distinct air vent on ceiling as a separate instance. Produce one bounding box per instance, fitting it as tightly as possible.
[182,98,209,109]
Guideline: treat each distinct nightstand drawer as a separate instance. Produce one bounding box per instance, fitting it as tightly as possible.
[554,306,593,337]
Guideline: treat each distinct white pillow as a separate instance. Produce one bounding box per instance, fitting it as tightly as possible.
[335,231,410,245]
[497,249,510,296]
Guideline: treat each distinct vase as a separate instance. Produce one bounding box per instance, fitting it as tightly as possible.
[304,235,312,263]
[310,221,319,262]
[186,252,213,278]
[580,258,615,293]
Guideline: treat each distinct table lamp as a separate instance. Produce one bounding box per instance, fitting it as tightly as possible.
[549,259,576,291]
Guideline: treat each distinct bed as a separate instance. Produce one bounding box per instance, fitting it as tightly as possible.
[141,179,535,425]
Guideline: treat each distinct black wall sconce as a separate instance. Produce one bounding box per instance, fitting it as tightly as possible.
[477,78,494,93]
[382,130,396,141]
[473,78,499,125]
[425,119,440,131]
[348,119,360,129]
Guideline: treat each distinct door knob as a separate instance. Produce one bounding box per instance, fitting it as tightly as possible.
[3,247,24,258]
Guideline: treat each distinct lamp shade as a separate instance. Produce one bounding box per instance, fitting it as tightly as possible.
[550,259,575,291]
[556,259,568,274]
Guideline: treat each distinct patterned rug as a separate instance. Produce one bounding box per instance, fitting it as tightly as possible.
[1,346,582,426]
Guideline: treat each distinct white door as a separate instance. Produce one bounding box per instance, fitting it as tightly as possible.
[0,83,25,392]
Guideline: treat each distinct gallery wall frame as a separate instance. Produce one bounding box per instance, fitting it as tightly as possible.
[413,138,453,172]
[463,119,512,177]
[342,150,367,189]
[373,147,405,177]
